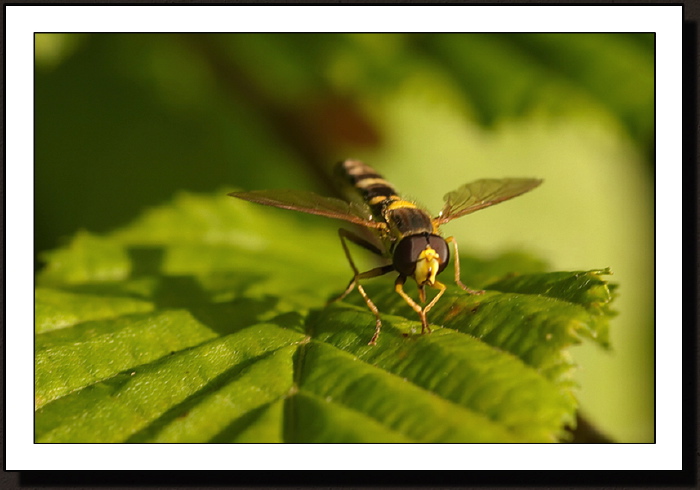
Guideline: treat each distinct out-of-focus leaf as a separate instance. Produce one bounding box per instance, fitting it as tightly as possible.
[417,33,653,147]
[35,33,654,262]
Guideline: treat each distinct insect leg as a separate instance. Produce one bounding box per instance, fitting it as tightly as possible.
[329,228,390,302]
[395,275,431,335]
[445,236,485,295]
[330,228,393,345]
[423,280,447,322]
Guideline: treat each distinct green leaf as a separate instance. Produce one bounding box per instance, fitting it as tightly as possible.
[486,268,615,347]
[35,287,154,334]
[35,192,617,442]
[36,323,304,443]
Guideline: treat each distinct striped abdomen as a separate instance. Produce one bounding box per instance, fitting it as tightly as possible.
[338,159,435,239]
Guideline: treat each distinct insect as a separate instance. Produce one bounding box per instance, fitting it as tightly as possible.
[230,159,542,345]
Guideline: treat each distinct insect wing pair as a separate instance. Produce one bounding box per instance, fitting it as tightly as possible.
[230,164,542,344]
[232,178,540,228]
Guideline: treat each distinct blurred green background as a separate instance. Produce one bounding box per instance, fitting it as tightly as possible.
[35,33,654,442]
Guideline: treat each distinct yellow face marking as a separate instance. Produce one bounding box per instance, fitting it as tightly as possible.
[414,246,440,286]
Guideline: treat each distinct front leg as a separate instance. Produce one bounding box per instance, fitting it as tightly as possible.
[395,275,431,334]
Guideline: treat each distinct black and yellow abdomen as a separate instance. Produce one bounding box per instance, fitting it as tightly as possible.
[338,159,399,216]
[338,159,435,239]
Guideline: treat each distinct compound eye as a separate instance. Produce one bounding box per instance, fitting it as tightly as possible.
[392,235,425,277]
[427,235,450,273]
[393,234,450,277]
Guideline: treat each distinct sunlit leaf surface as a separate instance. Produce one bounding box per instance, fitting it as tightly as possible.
[35,193,616,442]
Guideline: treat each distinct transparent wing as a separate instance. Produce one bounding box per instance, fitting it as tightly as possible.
[229,189,384,229]
[435,178,543,225]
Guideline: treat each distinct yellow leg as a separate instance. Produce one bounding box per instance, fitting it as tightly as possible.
[395,276,447,335]
[423,280,447,321]
[395,276,428,333]
[446,236,485,295]
[357,283,382,345]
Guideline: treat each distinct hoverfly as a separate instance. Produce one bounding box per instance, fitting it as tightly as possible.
[230,159,542,345]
